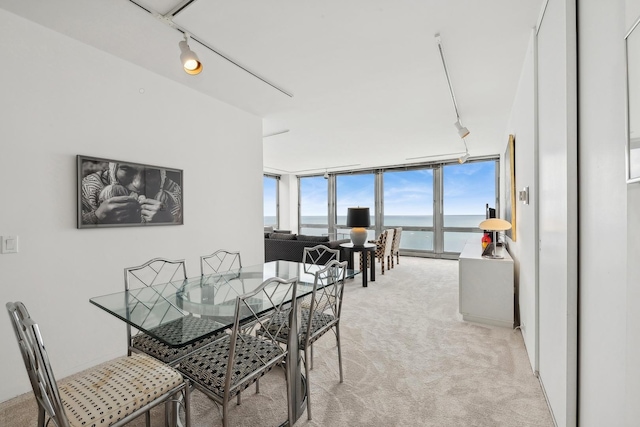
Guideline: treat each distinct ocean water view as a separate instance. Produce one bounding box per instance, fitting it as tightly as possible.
[265,215,487,253]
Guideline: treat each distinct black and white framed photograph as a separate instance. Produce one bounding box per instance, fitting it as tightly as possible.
[77,155,183,228]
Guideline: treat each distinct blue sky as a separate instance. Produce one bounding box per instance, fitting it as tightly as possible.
[265,161,496,217]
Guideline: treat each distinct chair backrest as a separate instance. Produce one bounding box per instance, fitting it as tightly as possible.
[225,276,298,397]
[124,258,188,354]
[303,244,340,267]
[392,227,403,253]
[200,250,242,276]
[383,228,395,257]
[6,301,72,427]
[124,257,187,291]
[304,260,348,346]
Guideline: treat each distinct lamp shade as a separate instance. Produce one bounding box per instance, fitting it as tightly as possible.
[347,207,370,228]
[478,218,512,231]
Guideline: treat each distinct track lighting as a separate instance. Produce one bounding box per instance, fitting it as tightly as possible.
[178,35,203,75]
[436,34,471,138]
[454,120,470,139]
[457,133,470,164]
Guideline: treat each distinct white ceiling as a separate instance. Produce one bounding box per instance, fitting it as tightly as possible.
[1,0,543,175]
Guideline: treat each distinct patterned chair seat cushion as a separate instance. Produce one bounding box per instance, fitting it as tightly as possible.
[263,309,336,348]
[132,315,225,364]
[178,334,284,399]
[58,353,184,427]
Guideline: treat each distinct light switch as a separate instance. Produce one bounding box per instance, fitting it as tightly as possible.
[518,186,529,205]
[1,236,18,254]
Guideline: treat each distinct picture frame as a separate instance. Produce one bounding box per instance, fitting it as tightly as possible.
[77,155,183,229]
[625,15,640,183]
[504,134,516,241]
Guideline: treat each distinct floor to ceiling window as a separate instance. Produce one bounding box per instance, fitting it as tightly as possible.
[336,173,376,241]
[442,161,497,253]
[263,175,279,227]
[383,168,434,251]
[298,175,328,236]
[296,158,498,257]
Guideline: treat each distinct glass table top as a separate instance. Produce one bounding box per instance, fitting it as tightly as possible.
[90,260,355,347]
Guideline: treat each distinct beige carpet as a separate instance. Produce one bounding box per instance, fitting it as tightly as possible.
[0,257,553,427]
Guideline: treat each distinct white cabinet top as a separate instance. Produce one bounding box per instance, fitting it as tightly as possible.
[459,238,513,262]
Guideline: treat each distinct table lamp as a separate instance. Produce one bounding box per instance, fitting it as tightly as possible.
[478,218,512,259]
[347,207,370,246]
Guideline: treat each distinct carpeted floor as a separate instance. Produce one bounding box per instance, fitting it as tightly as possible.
[0,256,553,427]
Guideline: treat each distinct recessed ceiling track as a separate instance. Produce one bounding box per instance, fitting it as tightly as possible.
[127,0,293,98]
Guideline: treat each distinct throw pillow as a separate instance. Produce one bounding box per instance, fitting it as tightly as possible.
[273,229,291,234]
[264,226,274,233]
[297,235,330,242]
[269,232,297,240]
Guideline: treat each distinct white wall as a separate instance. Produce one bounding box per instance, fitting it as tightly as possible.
[536,0,578,425]
[0,10,264,402]
[578,0,628,425]
[505,30,537,370]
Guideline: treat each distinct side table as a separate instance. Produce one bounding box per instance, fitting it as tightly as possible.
[340,242,376,287]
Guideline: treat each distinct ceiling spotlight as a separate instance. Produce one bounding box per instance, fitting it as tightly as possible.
[458,152,470,164]
[323,170,330,179]
[179,35,203,75]
[454,120,470,138]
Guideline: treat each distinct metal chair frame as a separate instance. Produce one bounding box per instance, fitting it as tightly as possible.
[263,260,347,420]
[200,250,242,276]
[6,301,190,427]
[177,276,299,427]
[124,258,227,371]
[302,244,340,268]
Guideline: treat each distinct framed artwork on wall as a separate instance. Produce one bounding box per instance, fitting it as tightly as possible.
[77,155,183,229]
[504,134,516,241]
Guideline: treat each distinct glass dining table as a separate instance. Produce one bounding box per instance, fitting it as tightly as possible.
[90,260,356,425]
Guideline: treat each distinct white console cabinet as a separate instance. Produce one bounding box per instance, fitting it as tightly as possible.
[458,239,514,328]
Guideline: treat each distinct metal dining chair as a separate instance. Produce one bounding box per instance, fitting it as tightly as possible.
[303,244,340,267]
[200,249,242,276]
[260,260,348,420]
[6,301,190,427]
[125,257,223,365]
[177,276,299,427]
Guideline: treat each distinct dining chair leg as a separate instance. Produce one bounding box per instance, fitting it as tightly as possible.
[164,401,170,427]
[284,357,293,425]
[336,325,344,383]
[310,343,314,370]
[304,347,312,420]
[37,407,45,427]
[222,399,229,427]
[182,384,192,427]
[237,393,241,405]
[146,411,151,427]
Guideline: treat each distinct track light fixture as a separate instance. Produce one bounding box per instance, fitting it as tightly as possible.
[458,135,470,164]
[454,120,470,139]
[179,34,203,75]
[435,34,471,138]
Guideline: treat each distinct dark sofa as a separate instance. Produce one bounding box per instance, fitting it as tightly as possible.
[264,232,350,263]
